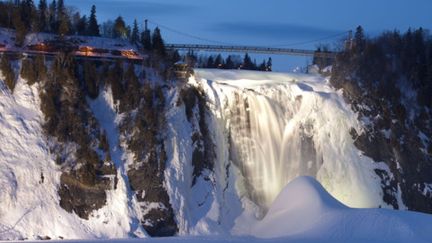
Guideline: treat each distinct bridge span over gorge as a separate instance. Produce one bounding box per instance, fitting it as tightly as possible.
[165,43,338,58]
[149,20,351,59]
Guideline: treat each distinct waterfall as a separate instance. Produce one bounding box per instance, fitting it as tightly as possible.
[195,69,392,210]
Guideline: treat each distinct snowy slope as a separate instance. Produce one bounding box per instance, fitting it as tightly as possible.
[0,72,146,240]
[0,73,90,240]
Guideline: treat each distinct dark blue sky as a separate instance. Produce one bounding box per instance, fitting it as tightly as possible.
[64,0,432,71]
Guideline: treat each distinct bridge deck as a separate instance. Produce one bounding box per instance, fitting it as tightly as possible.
[166,44,337,58]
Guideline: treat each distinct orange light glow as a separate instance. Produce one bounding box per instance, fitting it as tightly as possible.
[120,50,139,59]
[33,43,47,52]
[79,46,95,56]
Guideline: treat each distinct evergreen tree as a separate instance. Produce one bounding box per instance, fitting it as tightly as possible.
[56,0,69,36]
[76,15,87,35]
[1,55,16,92]
[354,25,366,52]
[100,20,114,37]
[0,2,14,28]
[170,50,181,64]
[57,15,69,36]
[113,16,127,39]
[87,5,99,36]
[130,19,139,44]
[48,0,56,32]
[185,50,197,66]
[70,12,81,34]
[266,57,272,71]
[225,55,234,69]
[20,0,36,31]
[126,25,131,40]
[207,56,214,68]
[214,54,223,68]
[37,0,48,31]
[141,28,152,51]
[56,0,64,17]
[259,59,267,71]
[152,27,166,57]
[242,53,253,70]
[12,8,27,46]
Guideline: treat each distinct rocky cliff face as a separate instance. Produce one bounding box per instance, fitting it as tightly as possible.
[330,29,432,213]
[332,79,432,212]
[0,49,248,240]
[40,54,117,220]
[0,53,184,239]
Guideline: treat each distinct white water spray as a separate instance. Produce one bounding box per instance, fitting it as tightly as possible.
[195,69,393,210]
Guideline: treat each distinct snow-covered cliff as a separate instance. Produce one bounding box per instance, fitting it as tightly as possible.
[0,65,428,241]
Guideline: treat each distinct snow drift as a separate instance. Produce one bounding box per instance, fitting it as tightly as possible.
[253,176,432,242]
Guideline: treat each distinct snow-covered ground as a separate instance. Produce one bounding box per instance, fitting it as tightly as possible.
[7,177,432,242]
[253,177,432,242]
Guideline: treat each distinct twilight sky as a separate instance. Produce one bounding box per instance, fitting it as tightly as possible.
[64,0,432,71]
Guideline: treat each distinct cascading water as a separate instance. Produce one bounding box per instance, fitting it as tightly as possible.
[225,87,319,207]
[194,69,399,211]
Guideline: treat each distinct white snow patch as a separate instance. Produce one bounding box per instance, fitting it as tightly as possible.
[252,176,432,242]
[87,87,147,238]
[0,75,92,240]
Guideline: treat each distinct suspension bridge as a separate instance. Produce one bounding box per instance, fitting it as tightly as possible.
[165,44,337,58]
[148,20,349,59]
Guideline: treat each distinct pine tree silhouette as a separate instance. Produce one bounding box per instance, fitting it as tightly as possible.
[88,5,100,36]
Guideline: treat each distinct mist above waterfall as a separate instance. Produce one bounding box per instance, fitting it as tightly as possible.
[194,69,403,211]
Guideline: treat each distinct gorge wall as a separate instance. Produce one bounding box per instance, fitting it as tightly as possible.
[0,53,431,240]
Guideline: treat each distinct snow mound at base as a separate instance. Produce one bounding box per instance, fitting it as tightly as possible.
[253,176,432,243]
[265,176,346,215]
[253,176,345,238]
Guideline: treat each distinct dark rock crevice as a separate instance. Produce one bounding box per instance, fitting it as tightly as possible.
[179,85,216,187]
[119,80,177,237]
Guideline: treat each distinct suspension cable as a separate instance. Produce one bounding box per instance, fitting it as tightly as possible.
[268,31,349,47]
[147,19,349,48]
[147,19,235,45]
